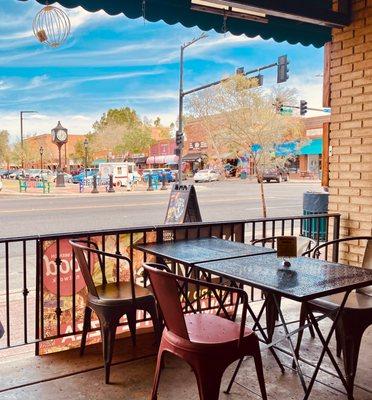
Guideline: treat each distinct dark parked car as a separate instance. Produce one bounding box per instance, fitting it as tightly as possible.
[258,167,289,183]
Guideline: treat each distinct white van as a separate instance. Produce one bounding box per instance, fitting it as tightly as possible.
[98,162,139,188]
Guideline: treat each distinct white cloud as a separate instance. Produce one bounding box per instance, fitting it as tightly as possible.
[0,80,12,91]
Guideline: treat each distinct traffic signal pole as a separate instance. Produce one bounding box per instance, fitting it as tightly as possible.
[177,44,185,187]
[176,42,288,185]
[183,61,277,97]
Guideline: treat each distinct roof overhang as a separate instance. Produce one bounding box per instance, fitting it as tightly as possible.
[19,0,352,48]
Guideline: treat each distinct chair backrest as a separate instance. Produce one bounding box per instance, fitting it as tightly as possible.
[252,235,316,257]
[69,239,100,298]
[358,239,372,295]
[144,264,189,340]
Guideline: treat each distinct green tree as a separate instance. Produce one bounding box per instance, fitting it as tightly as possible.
[154,116,161,127]
[73,133,95,165]
[187,76,304,217]
[0,130,11,166]
[93,107,141,132]
[115,125,154,155]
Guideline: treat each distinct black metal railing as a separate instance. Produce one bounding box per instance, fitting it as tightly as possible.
[0,213,341,354]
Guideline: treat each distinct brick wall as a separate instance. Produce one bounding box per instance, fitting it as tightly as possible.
[329,0,372,265]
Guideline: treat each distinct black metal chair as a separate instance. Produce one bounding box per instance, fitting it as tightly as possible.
[70,239,161,384]
[294,236,372,396]
[252,235,317,341]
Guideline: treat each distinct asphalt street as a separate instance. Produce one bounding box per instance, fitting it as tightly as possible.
[0,180,320,238]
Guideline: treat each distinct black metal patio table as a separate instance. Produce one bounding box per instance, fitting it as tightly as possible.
[135,237,372,399]
[134,237,276,265]
[194,253,372,400]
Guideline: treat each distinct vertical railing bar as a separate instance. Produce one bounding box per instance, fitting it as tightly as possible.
[308,216,313,242]
[281,219,285,236]
[5,242,10,347]
[40,239,45,340]
[35,239,40,355]
[72,251,76,334]
[316,217,320,248]
[22,240,28,344]
[290,219,294,236]
[56,238,61,337]
[332,214,341,263]
[252,222,256,242]
[230,224,234,241]
[114,233,120,282]
[271,221,276,248]
[325,217,330,261]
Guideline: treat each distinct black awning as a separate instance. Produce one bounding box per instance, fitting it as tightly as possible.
[182,153,207,162]
[19,0,344,48]
[130,156,148,164]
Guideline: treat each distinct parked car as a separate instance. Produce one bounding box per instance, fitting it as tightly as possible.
[9,169,26,180]
[72,169,98,184]
[193,169,221,183]
[258,167,289,183]
[28,169,54,181]
[142,168,174,183]
[0,169,9,178]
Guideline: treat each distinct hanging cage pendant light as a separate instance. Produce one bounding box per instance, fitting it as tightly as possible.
[33,5,71,48]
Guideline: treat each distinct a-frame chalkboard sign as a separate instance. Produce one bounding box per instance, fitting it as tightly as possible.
[164,184,202,224]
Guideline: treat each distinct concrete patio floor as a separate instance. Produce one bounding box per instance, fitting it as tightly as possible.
[0,299,371,400]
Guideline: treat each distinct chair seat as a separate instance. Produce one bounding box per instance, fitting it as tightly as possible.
[309,291,372,310]
[185,313,254,345]
[92,281,153,304]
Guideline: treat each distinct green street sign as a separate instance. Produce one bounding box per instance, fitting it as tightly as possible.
[280,107,293,116]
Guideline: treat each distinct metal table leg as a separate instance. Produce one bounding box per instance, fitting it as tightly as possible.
[303,290,352,400]
[272,294,308,392]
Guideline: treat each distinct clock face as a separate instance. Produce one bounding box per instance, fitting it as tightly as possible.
[56,129,67,142]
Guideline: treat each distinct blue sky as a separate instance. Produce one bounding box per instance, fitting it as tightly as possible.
[0,0,324,141]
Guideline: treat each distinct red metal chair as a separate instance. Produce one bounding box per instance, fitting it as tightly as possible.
[144,263,267,400]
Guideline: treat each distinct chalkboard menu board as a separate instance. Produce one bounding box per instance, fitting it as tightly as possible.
[164,184,202,224]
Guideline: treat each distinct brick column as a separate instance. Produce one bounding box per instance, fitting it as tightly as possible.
[329,0,372,265]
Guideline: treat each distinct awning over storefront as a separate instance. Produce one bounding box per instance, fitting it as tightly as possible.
[146,155,179,165]
[298,138,323,155]
[275,141,298,157]
[130,156,148,164]
[182,153,207,162]
[21,0,350,48]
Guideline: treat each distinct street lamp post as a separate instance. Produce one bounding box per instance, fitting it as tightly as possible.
[177,33,207,186]
[20,110,38,168]
[84,138,88,179]
[39,146,44,179]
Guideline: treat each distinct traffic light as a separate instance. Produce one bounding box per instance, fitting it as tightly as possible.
[236,67,244,75]
[176,130,184,148]
[277,55,289,83]
[300,100,308,116]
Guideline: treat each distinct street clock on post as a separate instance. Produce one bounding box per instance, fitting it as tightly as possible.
[51,121,68,187]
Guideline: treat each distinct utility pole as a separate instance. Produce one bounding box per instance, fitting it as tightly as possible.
[177,32,208,186]
[20,110,37,168]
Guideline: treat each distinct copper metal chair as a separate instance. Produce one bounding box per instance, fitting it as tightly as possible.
[70,239,161,383]
[144,263,267,400]
[252,235,317,341]
[294,236,372,395]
